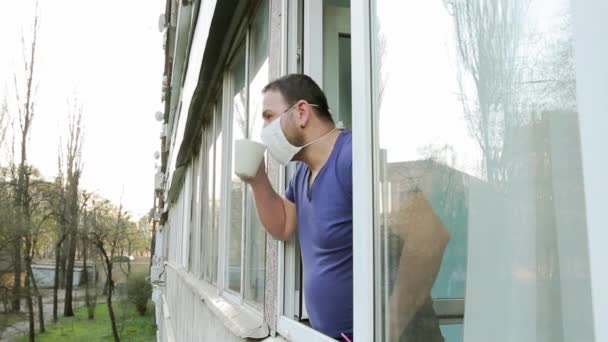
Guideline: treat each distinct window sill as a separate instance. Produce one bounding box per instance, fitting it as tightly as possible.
[161,293,177,342]
[165,261,270,339]
[277,316,338,342]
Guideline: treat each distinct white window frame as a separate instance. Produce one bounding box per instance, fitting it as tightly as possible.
[181,164,193,268]
[211,99,223,284]
[276,0,317,337]
[215,0,271,314]
[273,1,375,341]
[573,2,608,341]
[350,0,375,340]
[199,140,207,276]
[220,37,249,303]
[278,0,305,325]
[303,0,324,85]
[188,153,203,273]
[348,1,608,341]
[218,66,236,297]
[196,134,207,278]
[198,103,216,286]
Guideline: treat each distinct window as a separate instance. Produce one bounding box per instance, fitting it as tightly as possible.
[188,154,201,273]
[303,0,352,129]
[182,165,192,268]
[204,102,222,284]
[168,181,188,266]
[226,43,247,293]
[223,0,269,303]
[244,0,269,305]
[323,0,351,129]
[277,2,354,340]
[370,1,594,341]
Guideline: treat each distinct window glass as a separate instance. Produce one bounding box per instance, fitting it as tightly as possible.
[205,104,222,284]
[203,116,213,281]
[227,44,247,293]
[198,127,208,278]
[182,166,192,268]
[212,107,223,284]
[244,0,269,305]
[323,0,351,129]
[371,1,593,341]
[189,154,200,272]
[285,0,353,323]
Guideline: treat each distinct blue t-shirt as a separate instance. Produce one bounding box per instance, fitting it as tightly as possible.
[285,130,353,338]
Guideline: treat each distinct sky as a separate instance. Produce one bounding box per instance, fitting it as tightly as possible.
[0,0,569,218]
[373,0,569,178]
[0,0,166,218]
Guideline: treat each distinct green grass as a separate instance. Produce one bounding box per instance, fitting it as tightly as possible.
[16,301,156,342]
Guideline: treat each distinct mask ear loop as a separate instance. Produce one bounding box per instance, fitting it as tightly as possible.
[288,103,340,146]
[300,126,340,149]
[289,102,320,129]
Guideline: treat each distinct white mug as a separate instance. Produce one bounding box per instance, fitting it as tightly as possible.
[234,139,266,178]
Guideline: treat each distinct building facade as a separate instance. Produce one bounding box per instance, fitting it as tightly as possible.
[151,0,608,341]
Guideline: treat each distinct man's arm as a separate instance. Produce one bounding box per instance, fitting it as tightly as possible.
[388,233,448,340]
[245,163,297,241]
[388,192,450,340]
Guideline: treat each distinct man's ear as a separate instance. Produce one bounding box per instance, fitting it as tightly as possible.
[296,101,312,128]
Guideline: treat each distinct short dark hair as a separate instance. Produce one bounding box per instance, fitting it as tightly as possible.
[262,74,334,123]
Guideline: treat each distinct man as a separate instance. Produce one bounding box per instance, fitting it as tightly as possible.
[239,74,353,340]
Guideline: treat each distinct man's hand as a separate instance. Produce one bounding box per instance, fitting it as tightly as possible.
[240,160,297,241]
[238,160,267,186]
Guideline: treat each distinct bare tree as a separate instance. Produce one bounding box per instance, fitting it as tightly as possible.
[524,16,576,113]
[25,178,56,334]
[0,169,17,318]
[62,100,84,317]
[7,2,41,341]
[0,97,8,155]
[89,200,127,342]
[51,154,66,322]
[443,0,528,185]
[80,198,99,320]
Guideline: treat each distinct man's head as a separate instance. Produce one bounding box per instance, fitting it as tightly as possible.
[262,74,333,121]
[262,74,335,161]
[262,74,333,145]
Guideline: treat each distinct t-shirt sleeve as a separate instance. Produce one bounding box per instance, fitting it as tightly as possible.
[285,177,295,203]
[339,135,353,198]
[285,167,298,203]
[346,153,352,197]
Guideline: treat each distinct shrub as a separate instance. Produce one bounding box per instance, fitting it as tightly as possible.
[126,272,152,315]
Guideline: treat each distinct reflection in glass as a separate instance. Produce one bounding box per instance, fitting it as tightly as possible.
[182,166,193,268]
[371,1,593,341]
[323,0,351,128]
[204,121,214,281]
[189,154,200,273]
[211,127,222,284]
[244,0,269,305]
[205,103,222,284]
[228,44,247,293]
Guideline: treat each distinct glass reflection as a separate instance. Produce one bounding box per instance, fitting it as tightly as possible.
[204,105,222,284]
[228,44,247,293]
[245,0,269,305]
[372,1,593,341]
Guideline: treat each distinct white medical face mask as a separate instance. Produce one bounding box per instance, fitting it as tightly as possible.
[261,103,338,165]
